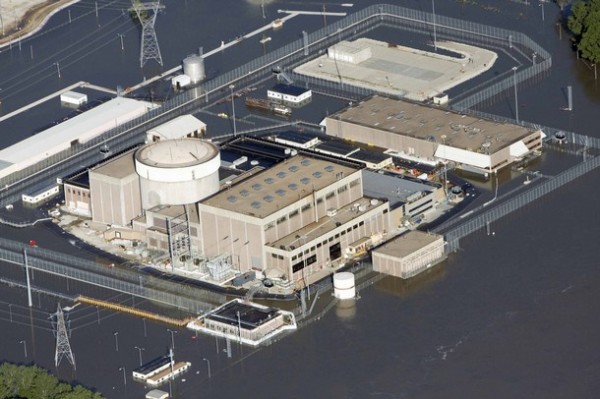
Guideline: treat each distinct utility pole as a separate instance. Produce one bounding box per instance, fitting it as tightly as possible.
[68,9,72,23]
[54,304,76,370]
[54,62,61,79]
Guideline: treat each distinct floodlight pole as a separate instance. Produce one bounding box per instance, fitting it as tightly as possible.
[432,0,437,51]
[202,358,211,378]
[229,84,237,137]
[512,66,519,123]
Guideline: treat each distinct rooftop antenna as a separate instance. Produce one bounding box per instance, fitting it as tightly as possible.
[54,304,76,370]
[130,1,165,68]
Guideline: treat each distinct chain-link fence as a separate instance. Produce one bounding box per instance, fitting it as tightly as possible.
[0,238,224,313]
[441,155,600,252]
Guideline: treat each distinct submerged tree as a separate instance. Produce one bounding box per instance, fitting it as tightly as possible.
[0,363,103,399]
[568,0,600,63]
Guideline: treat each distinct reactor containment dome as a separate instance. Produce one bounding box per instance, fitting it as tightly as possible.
[135,138,220,208]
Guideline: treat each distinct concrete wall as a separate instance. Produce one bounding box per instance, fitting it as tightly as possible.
[90,172,142,226]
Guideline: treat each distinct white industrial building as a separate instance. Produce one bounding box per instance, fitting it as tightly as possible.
[146,115,206,142]
[0,97,154,181]
[135,138,220,209]
[325,96,543,175]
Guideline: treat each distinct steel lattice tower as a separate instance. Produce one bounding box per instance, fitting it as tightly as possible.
[54,304,76,370]
[130,1,165,68]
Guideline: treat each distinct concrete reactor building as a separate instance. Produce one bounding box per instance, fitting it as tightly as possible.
[134,138,220,209]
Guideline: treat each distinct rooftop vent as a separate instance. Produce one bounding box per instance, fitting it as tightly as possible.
[300,159,310,166]
[264,177,275,184]
[251,201,261,209]
[288,183,298,190]
[324,165,334,172]
[252,183,262,191]
[240,189,250,197]
[276,171,287,179]
[227,195,237,203]
[312,171,322,178]
[289,165,299,172]
[300,177,310,185]
[263,195,274,202]
[276,189,286,196]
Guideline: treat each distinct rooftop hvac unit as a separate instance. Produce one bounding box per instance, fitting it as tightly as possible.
[327,208,337,217]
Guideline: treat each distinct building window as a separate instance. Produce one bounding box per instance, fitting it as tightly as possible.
[292,254,317,273]
[329,242,342,260]
[350,178,360,187]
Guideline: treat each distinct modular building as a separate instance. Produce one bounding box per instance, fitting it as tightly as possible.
[267,84,312,105]
[325,95,543,175]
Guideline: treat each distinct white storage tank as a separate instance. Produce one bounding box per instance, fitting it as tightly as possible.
[333,272,356,300]
[182,55,206,83]
[135,138,220,209]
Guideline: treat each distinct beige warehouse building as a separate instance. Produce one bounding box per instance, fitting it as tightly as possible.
[372,230,446,279]
[198,154,391,287]
[325,95,543,175]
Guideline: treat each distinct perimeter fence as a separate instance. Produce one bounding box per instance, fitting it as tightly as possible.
[0,3,552,205]
[0,238,224,314]
[440,155,600,252]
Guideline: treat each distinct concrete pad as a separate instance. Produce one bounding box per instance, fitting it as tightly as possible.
[294,38,497,102]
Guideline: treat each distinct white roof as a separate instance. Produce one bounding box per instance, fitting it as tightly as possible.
[145,389,169,399]
[60,91,87,101]
[0,97,153,180]
[147,115,206,140]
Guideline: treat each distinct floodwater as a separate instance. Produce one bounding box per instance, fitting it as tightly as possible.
[0,1,599,398]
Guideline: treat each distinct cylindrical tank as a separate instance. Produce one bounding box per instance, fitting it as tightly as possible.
[333,272,356,300]
[135,138,220,209]
[183,55,206,83]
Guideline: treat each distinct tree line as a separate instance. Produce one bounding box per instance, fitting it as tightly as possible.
[0,363,103,399]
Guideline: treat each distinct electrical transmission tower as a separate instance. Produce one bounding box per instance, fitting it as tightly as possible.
[54,304,76,370]
[130,1,165,68]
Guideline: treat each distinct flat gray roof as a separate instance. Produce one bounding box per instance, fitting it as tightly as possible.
[91,148,137,180]
[374,230,443,259]
[362,170,436,209]
[202,154,359,219]
[332,95,536,153]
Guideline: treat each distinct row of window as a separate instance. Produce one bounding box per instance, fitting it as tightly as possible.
[264,182,355,231]
[66,187,90,198]
[290,220,366,262]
